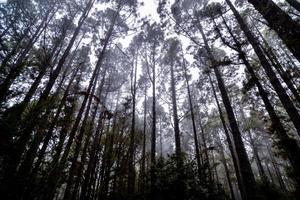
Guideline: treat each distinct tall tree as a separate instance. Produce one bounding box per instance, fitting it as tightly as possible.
[246,0,300,61]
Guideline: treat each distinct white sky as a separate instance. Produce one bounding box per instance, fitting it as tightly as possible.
[139,0,160,22]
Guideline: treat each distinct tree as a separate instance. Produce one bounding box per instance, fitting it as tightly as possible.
[246,0,300,61]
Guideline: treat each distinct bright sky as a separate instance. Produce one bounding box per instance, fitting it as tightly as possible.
[138,0,160,22]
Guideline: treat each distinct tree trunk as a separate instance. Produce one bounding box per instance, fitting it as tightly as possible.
[221,6,300,191]
[42,14,115,198]
[182,56,202,180]
[15,62,82,199]
[246,0,300,61]
[267,145,288,191]
[247,130,267,180]
[138,85,147,194]
[148,44,157,198]
[214,63,257,200]
[197,19,258,199]
[170,60,184,199]
[216,131,236,200]
[127,51,138,194]
[80,109,105,200]
[0,5,56,104]
[286,0,300,12]
[208,73,245,198]
[255,27,300,104]
[265,162,276,184]
[63,70,100,200]
[226,0,300,137]
[99,93,120,199]
[1,1,94,186]
[211,150,220,184]
[79,67,108,200]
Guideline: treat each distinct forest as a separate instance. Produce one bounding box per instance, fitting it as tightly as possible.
[0,0,300,199]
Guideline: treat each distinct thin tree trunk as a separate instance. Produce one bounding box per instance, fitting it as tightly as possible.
[0,5,56,104]
[138,85,147,195]
[207,73,245,198]
[198,113,213,185]
[127,51,138,194]
[79,68,108,200]
[265,161,275,184]
[267,145,287,191]
[211,150,220,184]
[182,53,202,180]
[170,60,184,200]
[217,131,236,200]
[100,93,120,199]
[1,1,94,185]
[247,130,267,180]
[214,63,257,200]
[63,71,100,200]
[15,63,82,199]
[80,109,105,200]
[148,44,157,198]
[255,27,300,104]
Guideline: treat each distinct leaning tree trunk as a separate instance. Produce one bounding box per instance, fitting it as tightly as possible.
[197,20,258,200]
[254,26,300,105]
[246,0,300,61]
[63,70,100,200]
[267,144,288,192]
[248,130,267,180]
[213,62,257,200]
[207,73,245,199]
[226,0,300,136]
[42,11,116,199]
[224,1,300,192]
[0,5,56,104]
[14,62,82,199]
[79,65,108,200]
[0,1,95,187]
[286,0,300,12]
